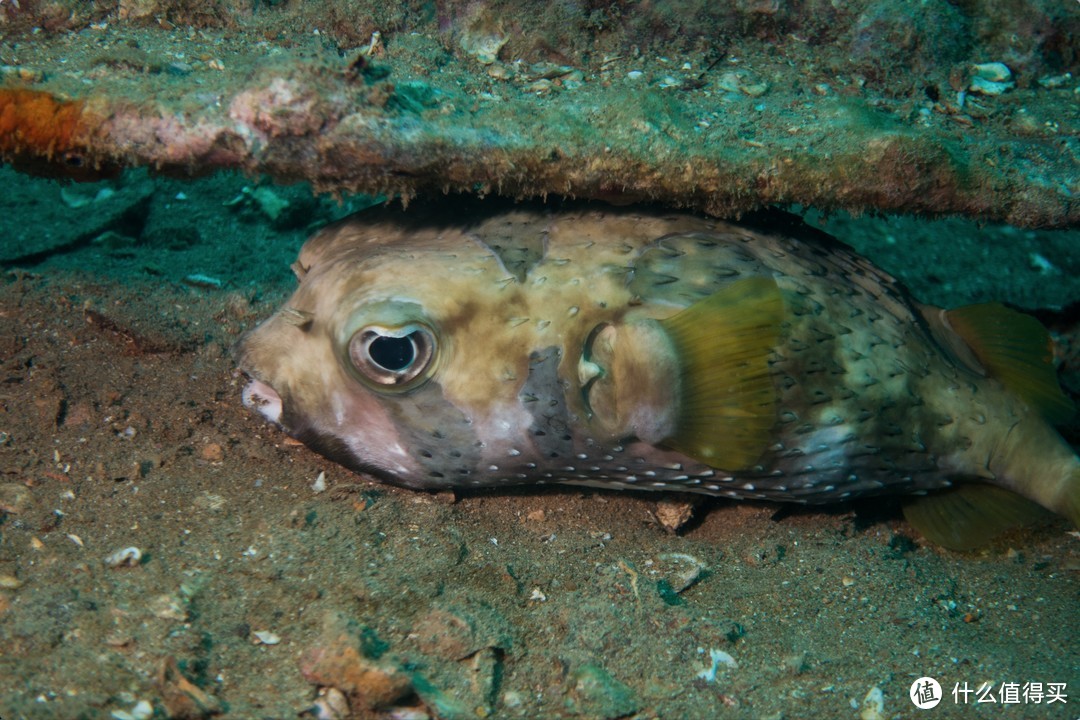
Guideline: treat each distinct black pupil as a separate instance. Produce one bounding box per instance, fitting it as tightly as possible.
[369,334,415,372]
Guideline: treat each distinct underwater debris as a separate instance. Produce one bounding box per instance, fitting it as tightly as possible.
[858,685,886,720]
[696,648,738,683]
[307,687,350,720]
[183,274,224,289]
[252,629,282,645]
[157,657,224,719]
[110,699,154,720]
[104,546,143,568]
[967,62,1015,95]
[0,573,23,590]
[654,499,697,533]
[300,612,415,713]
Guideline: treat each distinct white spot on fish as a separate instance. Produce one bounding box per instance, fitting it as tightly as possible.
[331,391,347,427]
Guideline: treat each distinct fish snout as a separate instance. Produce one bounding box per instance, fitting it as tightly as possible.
[241,377,284,426]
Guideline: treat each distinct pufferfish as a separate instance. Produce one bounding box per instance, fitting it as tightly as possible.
[236,202,1080,549]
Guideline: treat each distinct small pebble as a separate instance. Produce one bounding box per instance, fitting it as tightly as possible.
[741,81,768,97]
[0,483,33,514]
[111,700,153,720]
[1037,73,1071,89]
[149,593,189,621]
[311,687,350,719]
[200,443,224,462]
[0,574,24,590]
[522,79,553,94]
[626,70,643,80]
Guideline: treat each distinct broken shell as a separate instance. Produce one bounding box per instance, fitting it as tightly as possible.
[104,546,143,568]
[253,630,281,645]
[486,62,515,81]
[972,62,1012,82]
[968,62,1014,95]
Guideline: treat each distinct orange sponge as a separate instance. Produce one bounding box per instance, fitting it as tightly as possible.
[0,88,93,158]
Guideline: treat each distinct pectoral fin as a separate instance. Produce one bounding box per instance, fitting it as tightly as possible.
[660,276,784,470]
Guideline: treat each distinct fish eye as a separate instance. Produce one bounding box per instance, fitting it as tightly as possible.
[348,324,436,389]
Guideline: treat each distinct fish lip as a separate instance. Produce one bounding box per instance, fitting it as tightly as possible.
[241,377,284,426]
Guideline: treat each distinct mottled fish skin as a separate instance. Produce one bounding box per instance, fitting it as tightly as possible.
[235,203,1078,518]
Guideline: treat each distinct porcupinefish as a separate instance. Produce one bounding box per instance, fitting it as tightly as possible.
[236,202,1080,549]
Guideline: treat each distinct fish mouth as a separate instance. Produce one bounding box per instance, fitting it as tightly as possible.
[241,377,284,426]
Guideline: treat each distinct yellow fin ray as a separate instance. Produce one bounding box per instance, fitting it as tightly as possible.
[902,485,1050,551]
[660,276,783,470]
[946,303,1075,424]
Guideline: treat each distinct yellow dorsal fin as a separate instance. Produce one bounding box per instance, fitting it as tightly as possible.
[946,303,1075,424]
[659,276,784,470]
[903,484,1050,551]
